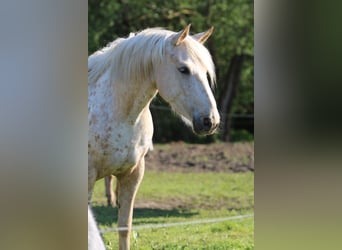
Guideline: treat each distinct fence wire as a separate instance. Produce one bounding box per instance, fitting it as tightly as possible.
[100,214,254,233]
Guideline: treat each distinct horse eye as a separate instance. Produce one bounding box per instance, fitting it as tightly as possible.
[178,66,190,74]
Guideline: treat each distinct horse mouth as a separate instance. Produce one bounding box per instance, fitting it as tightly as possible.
[192,117,219,135]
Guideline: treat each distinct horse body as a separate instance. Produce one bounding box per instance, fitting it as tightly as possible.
[88,25,219,249]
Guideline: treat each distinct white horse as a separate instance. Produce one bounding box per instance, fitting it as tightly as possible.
[88,24,220,249]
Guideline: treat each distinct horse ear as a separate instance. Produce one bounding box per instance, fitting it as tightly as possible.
[192,26,214,44]
[172,24,191,46]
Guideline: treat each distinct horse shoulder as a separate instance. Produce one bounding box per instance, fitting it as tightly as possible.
[110,113,153,168]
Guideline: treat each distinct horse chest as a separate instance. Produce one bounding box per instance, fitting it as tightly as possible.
[109,129,148,168]
[89,120,152,178]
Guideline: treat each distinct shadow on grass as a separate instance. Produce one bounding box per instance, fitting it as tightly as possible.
[92,205,198,226]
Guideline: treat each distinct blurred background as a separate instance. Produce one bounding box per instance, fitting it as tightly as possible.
[88,0,254,143]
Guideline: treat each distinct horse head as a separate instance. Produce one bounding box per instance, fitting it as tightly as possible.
[155,24,220,135]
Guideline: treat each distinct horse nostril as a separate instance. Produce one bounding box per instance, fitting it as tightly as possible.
[203,117,212,128]
[193,116,218,135]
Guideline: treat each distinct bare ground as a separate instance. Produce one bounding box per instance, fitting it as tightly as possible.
[137,142,254,209]
[145,141,254,173]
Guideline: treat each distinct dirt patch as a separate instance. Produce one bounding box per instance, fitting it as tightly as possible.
[135,196,254,211]
[145,142,254,173]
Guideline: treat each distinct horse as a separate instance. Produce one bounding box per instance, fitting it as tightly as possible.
[88,24,220,249]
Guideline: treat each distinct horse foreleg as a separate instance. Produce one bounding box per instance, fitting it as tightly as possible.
[105,175,116,207]
[116,159,145,250]
[88,167,97,205]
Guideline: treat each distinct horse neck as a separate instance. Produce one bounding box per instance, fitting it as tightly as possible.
[112,78,158,123]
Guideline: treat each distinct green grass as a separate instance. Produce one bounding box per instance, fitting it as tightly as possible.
[91,172,254,249]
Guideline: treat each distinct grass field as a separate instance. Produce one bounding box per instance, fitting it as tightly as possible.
[91,171,254,249]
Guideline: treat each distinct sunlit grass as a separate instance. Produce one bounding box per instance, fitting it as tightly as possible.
[91,172,254,249]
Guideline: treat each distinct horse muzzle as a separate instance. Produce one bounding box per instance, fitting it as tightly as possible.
[192,116,220,135]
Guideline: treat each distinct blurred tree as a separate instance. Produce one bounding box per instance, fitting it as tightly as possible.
[88,0,254,142]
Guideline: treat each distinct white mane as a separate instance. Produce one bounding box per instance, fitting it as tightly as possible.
[88,27,216,87]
